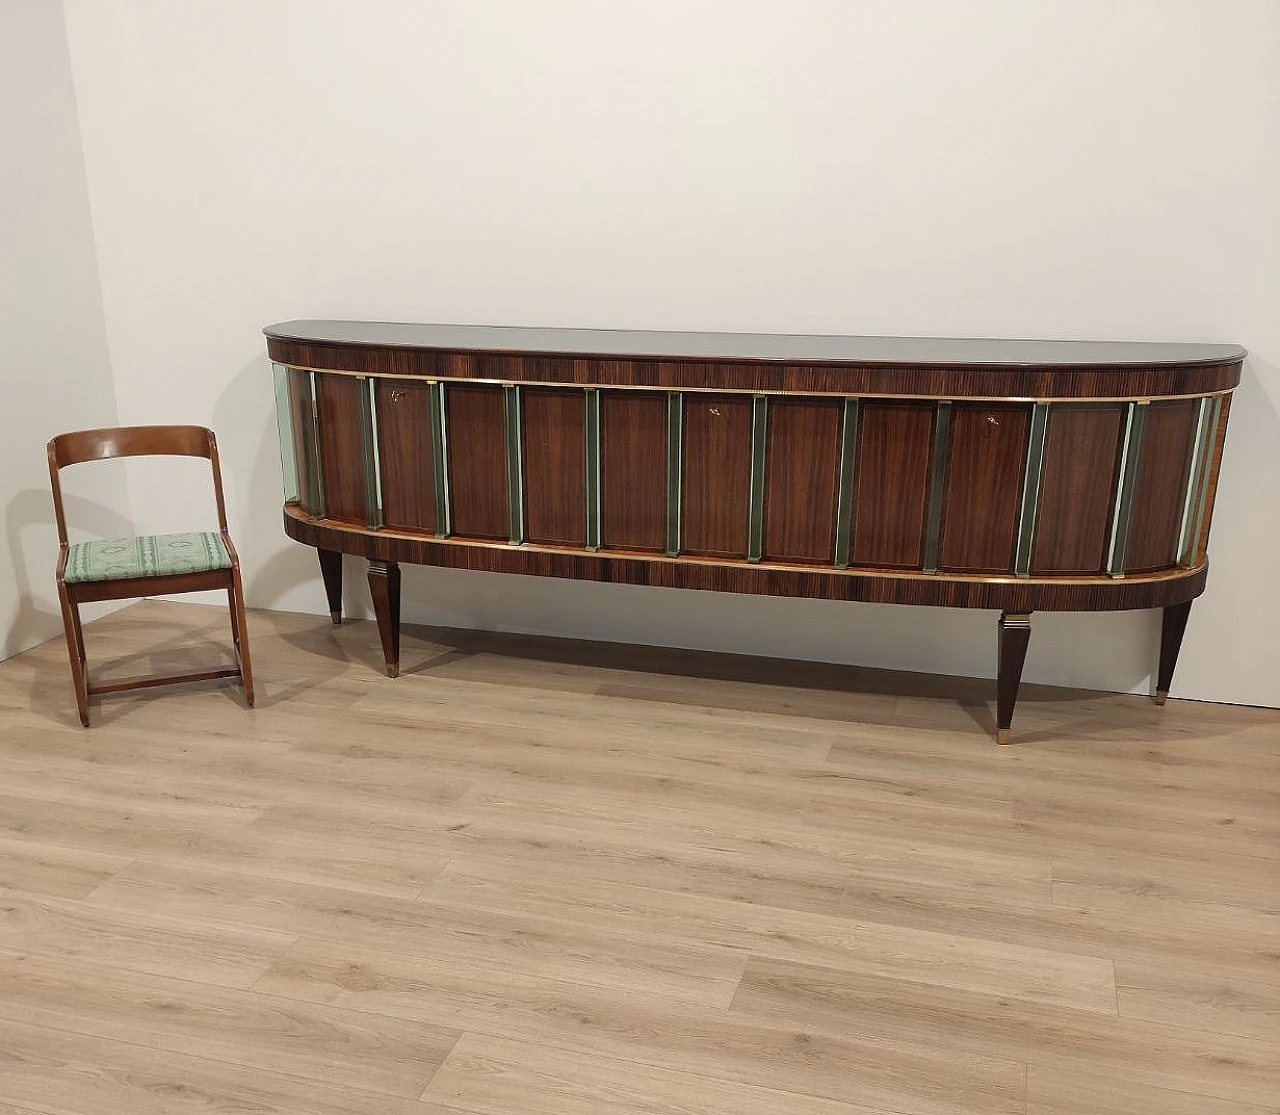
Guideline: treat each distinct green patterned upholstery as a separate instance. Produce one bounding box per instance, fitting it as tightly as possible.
[64,532,231,584]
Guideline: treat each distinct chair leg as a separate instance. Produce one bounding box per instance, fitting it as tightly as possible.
[229,568,255,706]
[57,584,90,727]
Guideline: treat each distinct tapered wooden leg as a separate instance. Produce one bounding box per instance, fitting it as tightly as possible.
[318,548,344,624]
[229,567,255,707]
[58,584,90,727]
[996,611,1032,744]
[1154,599,1192,706]
[367,560,401,678]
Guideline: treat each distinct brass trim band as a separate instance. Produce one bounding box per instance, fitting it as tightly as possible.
[833,398,860,569]
[584,388,602,551]
[504,385,524,545]
[428,380,451,538]
[1014,403,1050,577]
[747,395,769,563]
[922,401,953,574]
[666,392,683,557]
[271,362,1235,405]
[1106,400,1149,577]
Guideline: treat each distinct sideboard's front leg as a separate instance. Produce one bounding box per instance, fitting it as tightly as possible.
[367,560,402,678]
[996,612,1032,744]
[1154,600,1193,705]
[318,548,344,624]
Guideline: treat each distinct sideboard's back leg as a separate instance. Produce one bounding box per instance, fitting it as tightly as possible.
[318,548,344,624]
[367,560,402,678]
[996,612,1032,744]
[1154,600,1193,705]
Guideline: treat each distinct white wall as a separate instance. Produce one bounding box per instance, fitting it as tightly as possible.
[0,0,128,660]
[62,0,1280,705]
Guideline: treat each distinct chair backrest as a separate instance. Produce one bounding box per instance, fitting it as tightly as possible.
[47,424,228,546]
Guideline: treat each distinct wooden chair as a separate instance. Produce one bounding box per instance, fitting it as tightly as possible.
[47,425,254,726]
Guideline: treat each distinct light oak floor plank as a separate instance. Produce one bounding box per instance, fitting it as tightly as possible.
[0,598,1276,1115]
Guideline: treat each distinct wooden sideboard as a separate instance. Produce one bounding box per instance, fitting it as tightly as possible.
[266,320,1242,741]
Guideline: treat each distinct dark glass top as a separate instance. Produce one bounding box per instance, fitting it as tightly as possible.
[265,320,1245,368]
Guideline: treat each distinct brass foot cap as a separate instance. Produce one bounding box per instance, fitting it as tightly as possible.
[330,611,342,625]
[1153,689,1168,706]
[386,664,400,679]
[996,728,1012,745]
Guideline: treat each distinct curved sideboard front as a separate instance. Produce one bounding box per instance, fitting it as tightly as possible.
[266,320,1242,740]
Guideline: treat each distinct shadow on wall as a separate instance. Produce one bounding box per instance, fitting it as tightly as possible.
[3,487,133,658]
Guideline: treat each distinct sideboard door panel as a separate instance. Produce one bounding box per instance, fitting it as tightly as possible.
[445,384,509,541]
[1031,404,1124,575]
[763,398,842,564]
[375,379,436,534]
[1125,399,1198,573]
[315,374,368,525]
[522,387,586,548]
[600,391,667,553]
[939,403,1031,573]
[681,394,753,559]
[851,401,934,569]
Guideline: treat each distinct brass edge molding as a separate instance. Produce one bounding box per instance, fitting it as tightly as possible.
[665,392,683,557]
[271,363,1236,405]
[1014,403,1050,576]
[584,388,602,551]
[283,503,1207,589]
[833,398,860,569]
[1106,401,1148,578]
[504,385,525,545]
[922,401,953,574]
[746,394,769,563]
[429,380,451,537]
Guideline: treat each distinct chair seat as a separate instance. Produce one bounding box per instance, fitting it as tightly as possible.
[64,532,231,584]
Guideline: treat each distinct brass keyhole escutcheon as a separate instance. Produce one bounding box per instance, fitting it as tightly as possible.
[709,408,721,416]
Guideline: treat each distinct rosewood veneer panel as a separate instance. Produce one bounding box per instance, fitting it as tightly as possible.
[444,384,508,541]
[376,379,435,534]
[681,394,752,559]
[314,374,366,524]
[851,401,934,569]
[1125,399,1198,573]
[1031,404,1124,575]
[938,403,1031,574]
[763,398,842,564]
[287,369,314,514]
[522,387,586,548]
[599,392,666,553]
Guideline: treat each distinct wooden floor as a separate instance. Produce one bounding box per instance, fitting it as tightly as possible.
[0,599,1277,1115]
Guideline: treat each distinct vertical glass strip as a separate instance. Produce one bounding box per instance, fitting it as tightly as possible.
[308,371,327,519]
[1106,401,1148,577]
[746,395,769,563]
[1175,396,1213,565]
[359,377,384,530]
[272,363,300,504]
[665,392,683,557]
[504,384,524,545]
[428,381,451,537]
[1186,394,1223,566]
[833,398,860,569]
[584,388,602,551]
[1014,403,1050,577]
[921,400,953,574]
